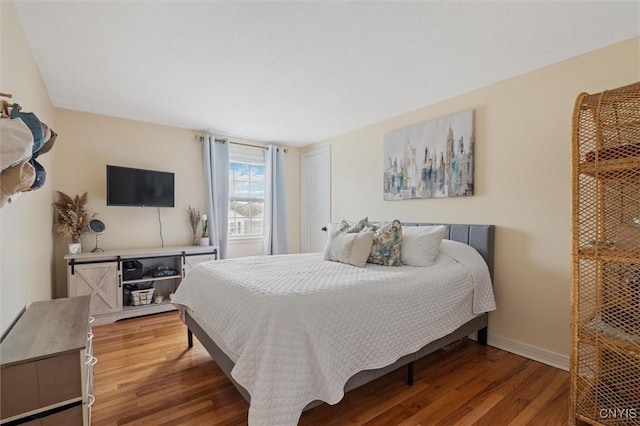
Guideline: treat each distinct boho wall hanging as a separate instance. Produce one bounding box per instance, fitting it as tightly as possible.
[383,109,474,200]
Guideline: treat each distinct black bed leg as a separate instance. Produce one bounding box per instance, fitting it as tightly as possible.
[187,328,193,348]
[407,361,414,386]
[478,326,488,347]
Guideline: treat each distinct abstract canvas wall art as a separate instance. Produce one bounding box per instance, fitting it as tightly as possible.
[383,110,474,200]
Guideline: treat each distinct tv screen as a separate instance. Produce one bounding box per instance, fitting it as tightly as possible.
[106,165,175,207]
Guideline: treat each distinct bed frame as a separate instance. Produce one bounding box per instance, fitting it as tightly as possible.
[183,223,494,410]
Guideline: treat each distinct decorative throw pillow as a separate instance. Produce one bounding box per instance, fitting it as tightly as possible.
[368,219,403,266]
[362,221,379,233]
[323,230,375,268]
[401,225,446,267]
[336,217,369,233]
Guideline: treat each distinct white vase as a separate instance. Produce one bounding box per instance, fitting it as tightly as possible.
[68,243,82,254]
[200,237,210,246]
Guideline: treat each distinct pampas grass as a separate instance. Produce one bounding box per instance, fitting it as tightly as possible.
[53,191,95,243]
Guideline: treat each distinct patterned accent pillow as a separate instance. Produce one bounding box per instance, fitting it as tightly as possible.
[368,219,403,266]
[362,221,379,233]
[336,217,369,233]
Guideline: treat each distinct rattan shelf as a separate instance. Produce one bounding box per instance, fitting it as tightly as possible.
[571,82,640,426]
[579,322,640,360]
[578,157,640,179]
[578,248,640,263]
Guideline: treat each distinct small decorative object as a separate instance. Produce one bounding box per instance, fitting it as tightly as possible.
[589,239,615,249]
[169,291,175,301]
[187,205,201,246]
[150,265,177,278]
[53,191,96,254]
[68,243,82,254]
[383,109,474,200]
[200,214,209,246]
[88,218,106,253]
[154,293,163,304]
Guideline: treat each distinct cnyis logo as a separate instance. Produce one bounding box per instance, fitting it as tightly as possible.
[599,408,638,419]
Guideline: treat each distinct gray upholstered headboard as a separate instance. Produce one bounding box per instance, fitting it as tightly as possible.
[403,223,495,279]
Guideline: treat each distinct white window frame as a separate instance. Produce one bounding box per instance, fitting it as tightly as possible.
[228,145,266,242]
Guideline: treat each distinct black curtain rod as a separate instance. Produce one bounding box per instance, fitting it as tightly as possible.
[196,135,287,153]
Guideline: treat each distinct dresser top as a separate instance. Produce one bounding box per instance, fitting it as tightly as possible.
[0,296,90,367]
[64,245,217,261]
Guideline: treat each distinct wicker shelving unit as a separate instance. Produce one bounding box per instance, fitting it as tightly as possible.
[571,82,640,426]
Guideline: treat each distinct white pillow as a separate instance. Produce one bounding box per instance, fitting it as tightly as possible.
[400,225,446,267]
[323,230,374,268]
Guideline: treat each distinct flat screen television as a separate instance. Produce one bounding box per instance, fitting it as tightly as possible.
[106,165,175,207]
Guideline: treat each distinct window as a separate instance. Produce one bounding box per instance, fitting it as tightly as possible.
[228,145,265,238]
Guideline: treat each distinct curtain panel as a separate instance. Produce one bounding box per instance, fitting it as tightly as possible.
[203,135,229,259]
[262,145,288,255]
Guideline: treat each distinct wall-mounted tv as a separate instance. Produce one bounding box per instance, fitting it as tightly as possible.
[106,165,175,207]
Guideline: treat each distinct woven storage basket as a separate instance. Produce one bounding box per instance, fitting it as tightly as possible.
[130,288,155,306]
[571,82,640,426]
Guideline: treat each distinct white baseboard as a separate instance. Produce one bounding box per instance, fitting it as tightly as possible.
[487,334,570,371]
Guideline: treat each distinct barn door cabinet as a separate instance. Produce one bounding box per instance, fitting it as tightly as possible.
[571,82,640,425]
[66,246,217,325]
[0,296,93,426]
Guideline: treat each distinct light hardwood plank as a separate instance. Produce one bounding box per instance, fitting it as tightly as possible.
[91,312,569,425]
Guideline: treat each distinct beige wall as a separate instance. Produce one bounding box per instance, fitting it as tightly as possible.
[53,109,301,297]
[3,0,635,364]
[0,1,56,335]
[305,37,640,361]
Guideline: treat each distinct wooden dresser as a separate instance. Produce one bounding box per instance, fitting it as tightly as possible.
[0,296,93,425]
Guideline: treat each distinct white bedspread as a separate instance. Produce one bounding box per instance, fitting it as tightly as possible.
[172,240,496,426]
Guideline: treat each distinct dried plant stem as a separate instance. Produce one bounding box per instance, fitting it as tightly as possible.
[53,191,95,243]
[187,206,201,243]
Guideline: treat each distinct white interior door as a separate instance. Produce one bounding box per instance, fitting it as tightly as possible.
[301,146,331,253]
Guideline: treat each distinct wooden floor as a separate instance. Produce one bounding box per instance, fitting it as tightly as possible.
[91,312,570,426]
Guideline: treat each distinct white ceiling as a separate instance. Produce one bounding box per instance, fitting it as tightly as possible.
[13,1,640,146]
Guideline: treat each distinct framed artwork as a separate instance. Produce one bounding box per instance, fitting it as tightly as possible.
[383,109,474,200]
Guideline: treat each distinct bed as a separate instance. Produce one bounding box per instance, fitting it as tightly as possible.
[172,223,495,426]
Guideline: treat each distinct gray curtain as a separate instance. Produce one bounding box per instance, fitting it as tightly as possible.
[203,135,229,259]
[262,145,288,255]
